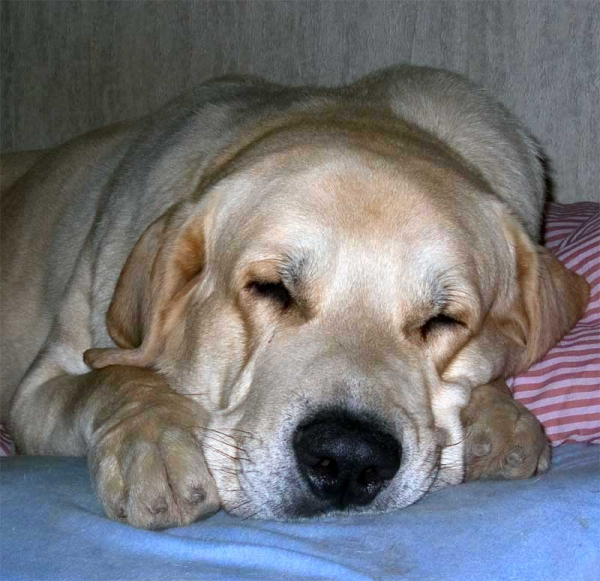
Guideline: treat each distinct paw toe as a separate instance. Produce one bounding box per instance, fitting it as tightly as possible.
[472,441,492,457]
[536,443,551,474]
[186,485,207,505]
[147,501,169,516]
[506,448,525,467]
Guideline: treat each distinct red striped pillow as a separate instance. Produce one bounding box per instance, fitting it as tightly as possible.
[0,203,598,455]
[509,202,600,445]
[0,423,14,456]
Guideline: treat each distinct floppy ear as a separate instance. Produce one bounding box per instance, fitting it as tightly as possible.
[443,214,590,387]
[84,202,205,369]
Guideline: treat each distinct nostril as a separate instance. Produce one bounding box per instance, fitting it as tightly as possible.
[315,457,336,475]
[359,467,381,487]
[306,457,339,480]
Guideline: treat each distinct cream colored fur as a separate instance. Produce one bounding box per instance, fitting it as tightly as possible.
[1,66,589,528]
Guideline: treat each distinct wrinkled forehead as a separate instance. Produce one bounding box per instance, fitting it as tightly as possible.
[208,143,484,281]
[212,144,474,241]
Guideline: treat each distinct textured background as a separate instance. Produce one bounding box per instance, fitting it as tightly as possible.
[1,0,598,203]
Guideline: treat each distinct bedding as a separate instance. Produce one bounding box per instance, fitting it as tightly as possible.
[0,444,598,581]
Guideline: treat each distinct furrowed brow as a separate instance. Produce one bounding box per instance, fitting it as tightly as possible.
[429,262,474,310]
[279,252,307,288]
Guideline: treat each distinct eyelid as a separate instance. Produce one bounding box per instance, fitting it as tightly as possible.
[245,279,292,309]
[420,313,465,339]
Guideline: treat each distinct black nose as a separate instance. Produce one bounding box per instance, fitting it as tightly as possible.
[293,412,401,508]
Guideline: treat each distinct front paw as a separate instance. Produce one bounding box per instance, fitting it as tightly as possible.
[89,384,219,529]
[462,380,551,481]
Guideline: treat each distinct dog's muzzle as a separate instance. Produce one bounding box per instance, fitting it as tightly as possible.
[293,411,401,509]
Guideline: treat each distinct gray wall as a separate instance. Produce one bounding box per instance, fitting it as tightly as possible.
[1,0,598,203]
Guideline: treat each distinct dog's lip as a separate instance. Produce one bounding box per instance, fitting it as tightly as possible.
[283,494,390,520]
[281,467,431,519]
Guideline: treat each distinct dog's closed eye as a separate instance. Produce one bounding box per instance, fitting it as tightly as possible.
[420,314,465,340]
[246,280,292,310]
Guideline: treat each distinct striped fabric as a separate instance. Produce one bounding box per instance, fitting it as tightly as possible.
[509,202,600,445]
[0,203,597,456]
[0,423,15,456]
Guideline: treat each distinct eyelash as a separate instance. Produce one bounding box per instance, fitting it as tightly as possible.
[245,281,462,333]
[420,313,464,339]
[246,280,292,309]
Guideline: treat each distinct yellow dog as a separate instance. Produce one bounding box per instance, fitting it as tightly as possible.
[1,65,588,528]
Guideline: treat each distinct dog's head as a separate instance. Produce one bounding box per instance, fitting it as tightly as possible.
[86,114,589,519]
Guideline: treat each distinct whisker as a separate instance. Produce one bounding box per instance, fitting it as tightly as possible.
[206,461,258,476]
[202,434,248,454]
[227,427,260,440]
[193,426,239,442]
[229,499,252,513]
[209,466,239,475]
[241,510,261,521]
[443,438,465,448]
[203,442,238,461]
[190,424,261,448]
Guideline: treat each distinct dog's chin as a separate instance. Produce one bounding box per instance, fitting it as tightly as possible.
[223,487,433,522]
[223,496,392,522]
[219,459,446,522]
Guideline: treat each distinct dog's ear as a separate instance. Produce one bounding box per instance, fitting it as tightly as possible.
[442,213,589,386]
[503,218,590,374]
[84,202,205,369]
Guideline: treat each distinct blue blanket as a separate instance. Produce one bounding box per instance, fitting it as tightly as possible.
[1,444,599,581]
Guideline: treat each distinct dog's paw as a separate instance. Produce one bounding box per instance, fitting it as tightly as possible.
[89,392,219,529]
[461,380,550,481]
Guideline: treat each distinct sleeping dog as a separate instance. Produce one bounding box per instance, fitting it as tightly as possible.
[1,65,589,528]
